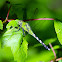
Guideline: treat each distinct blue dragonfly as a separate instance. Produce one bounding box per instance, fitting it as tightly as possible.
[16,20,50,50]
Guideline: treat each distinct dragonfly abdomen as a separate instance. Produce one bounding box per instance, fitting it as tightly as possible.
[32,33,50,50]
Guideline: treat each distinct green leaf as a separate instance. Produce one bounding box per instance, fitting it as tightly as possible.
[0,47,14,62]
[6,20,19,30]
[0,20,3,30]
[2,23,28,62]
[18,37,28,62]
[53,45,60,49]
[54,20,62,44]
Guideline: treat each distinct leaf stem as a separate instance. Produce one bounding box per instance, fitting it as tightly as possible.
[49,43,56,59]
[23,18,55,21]
[2,5,12,23]
[6,5,12,20]
[7,18,55,22]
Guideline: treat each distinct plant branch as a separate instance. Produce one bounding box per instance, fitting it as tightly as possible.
[49,43,56,59]
[6,5,12,20]
[2,5,12,23]
[7,18,55,22]
[23,18,55,21]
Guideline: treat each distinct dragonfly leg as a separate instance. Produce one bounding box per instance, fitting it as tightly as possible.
[22,28,26,36]
[15,26,25,36]
[18,27,20,31]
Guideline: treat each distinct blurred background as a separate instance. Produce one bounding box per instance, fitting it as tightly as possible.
[0,0,62,62]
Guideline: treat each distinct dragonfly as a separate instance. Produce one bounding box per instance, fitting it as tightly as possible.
[15,19,50,50]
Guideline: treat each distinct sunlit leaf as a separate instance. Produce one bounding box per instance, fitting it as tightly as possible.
[53,45,61,49]
[2,24,28,62]
[54,20,62,44]
[6,20,19,30]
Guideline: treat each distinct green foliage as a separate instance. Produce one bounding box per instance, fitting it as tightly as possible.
[54,20,62,44]
[0,47,14,62]
[25,48,54,62]
[0,20,3,30]
[0,0,62,62]
[1,21,28,62]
